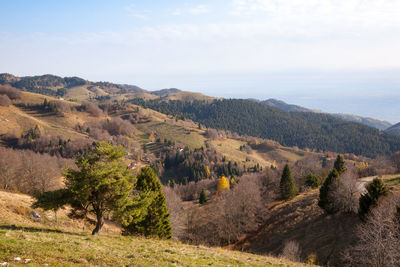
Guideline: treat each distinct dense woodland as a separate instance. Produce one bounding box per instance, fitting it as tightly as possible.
[130,98,400,158]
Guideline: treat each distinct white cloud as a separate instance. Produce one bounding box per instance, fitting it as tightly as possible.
[169,4,210,16]
[124,4,150,19]
[170,8,182,16]
[231,0,400,36]
[188,5,210,14]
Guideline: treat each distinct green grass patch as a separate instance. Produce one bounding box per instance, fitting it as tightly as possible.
[0,225,306,266]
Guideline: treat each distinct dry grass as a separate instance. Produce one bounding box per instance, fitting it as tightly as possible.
[163,91,216,102]
[136,122,206,149]
[379,174,400,191]
[0,227,309,266]
[234,190,359,266]
[0,190,308,266]
[0,190,120,235]
[65,86,95,101]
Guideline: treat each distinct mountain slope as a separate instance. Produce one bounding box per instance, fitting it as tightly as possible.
[262,99,311,112]
[261,98,392,130]
[386,122,400,135]
[233,190,358,266]
[131,98,400,157]
[331,113,392,131]
[151,88,182,96]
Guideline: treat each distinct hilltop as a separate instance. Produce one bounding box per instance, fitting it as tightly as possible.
[0,73,213,102]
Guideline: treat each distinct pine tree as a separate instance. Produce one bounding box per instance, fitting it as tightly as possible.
[199,188,208,204]
[333,154,346,174]
[359,178,388,220]
[33,142,140,235]
[43,98,48,108]
[305,173,320,189]
[123,167,172,239]
[318,169,341,214]
[280,164,296,200]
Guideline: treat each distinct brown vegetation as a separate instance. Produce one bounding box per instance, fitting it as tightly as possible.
[343,194,400,266]
[0,147,71,194]
[0,94,11,106]
[81,101,103,117]
[0,84,22,100]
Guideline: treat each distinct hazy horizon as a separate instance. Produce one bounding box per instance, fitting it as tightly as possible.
[1,0,399,123]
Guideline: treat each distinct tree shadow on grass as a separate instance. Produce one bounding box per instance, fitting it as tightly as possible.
[0,224,87,236]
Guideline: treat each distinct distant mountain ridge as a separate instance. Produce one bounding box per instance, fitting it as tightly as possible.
[0,73,148,95]
[262,98,392,131]
[151,88,182,96]
[0,73,394,132]
[386,122,400,135]
[262,99,311,113]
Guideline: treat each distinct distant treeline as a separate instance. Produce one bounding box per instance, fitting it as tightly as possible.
[130,98,400,158]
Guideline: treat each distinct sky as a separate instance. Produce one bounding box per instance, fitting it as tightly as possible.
[0,0,399,123]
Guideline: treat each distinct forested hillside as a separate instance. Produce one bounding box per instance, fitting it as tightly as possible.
[130,98,400,158]
[262,98,392,130]
[386,122,400,135]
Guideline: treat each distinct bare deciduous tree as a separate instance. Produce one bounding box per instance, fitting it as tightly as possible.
[182,176,264,246]
[218,177,262,243]
[330,171,360,213]
[0,147,63,194]
[204,129,218,140]
[162,185,185,240]
[343,194,400,267]
[82,101,103,117]
[0,85,22,100]
[0,147,21,190]
[281,240,302,262]
[0,94,11,106]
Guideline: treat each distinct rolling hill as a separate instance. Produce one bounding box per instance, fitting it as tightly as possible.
[2,73,398,158]
[0,74,214,103]
[0,90,310,173]
[130,98,400,157]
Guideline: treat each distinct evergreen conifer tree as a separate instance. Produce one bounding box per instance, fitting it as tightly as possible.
[305,173,320,189]
[199,188,208,204]
[123,167,172,239]
[280,164,296,200]
[333,154,346,174]
[33,142,141,235]
[318,169,341,214]
[358,178,388,220]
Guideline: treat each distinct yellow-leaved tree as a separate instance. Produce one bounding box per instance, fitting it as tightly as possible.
[271,160,277,169]
[205,166,211,177]
[217,176,230,192]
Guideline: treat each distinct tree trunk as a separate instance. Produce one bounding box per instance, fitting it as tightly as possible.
[92,212,104,235]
